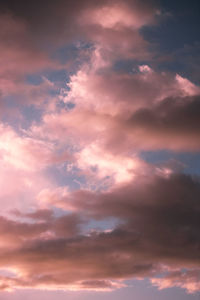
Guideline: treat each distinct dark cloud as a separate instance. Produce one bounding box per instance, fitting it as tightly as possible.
[0,212,85,247]
[130,95,200,133]
[102,94,200,153]
[0,173,199,292]
[124,95,200,150]
[0,0,158,47]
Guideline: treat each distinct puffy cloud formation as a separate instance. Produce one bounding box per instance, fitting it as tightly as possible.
[0,0,157,114]
[0,0,200,296]
[0,123,72,211]
[33,68,200,154]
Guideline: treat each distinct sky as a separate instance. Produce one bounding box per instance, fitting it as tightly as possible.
[0,0,200,299]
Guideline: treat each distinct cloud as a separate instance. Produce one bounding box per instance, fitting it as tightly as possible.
[0,0,157,44]
[65,64,200,116]
[0,123,73,172]
[0,172,198,292]
[0,211,84,248]
[80,1,156,30]
[0,123,54,171]
[0,123,73,212]
[78,0,158,60]
[0,13,62,113]
[151,270,200,294]
[0,0,199,295]
[124,94,200,151]
[0,0,158,113]
[33,66,200,156]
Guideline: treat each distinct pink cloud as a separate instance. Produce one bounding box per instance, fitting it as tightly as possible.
[78,0,157,60]
[0,123,73,212]
[80,1,155,30]
[0,123,54,171]
[0,172,199,292]
[0,0,199,295]
[32,64,200,156]
[0,14,63,111]
[151,270,200,294]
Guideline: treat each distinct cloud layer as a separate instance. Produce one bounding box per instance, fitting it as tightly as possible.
[0,173,199,293]
[0,0,200,296]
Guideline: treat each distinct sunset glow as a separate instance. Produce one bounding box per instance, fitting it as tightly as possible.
[0,1,200,300]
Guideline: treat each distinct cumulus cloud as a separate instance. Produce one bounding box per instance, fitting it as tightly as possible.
[32,67,200,157]
[0,0,158,115]
[0,123,73,212]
